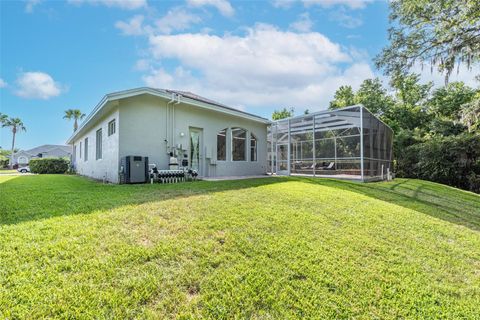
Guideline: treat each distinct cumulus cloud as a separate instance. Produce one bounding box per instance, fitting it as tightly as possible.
[115,15,145,35]
[289,13,313,32]
[329,8,363,28]
[187,0,234,17]
[0,78,7,88]
[115,8,201,36]
[141,24,373,110]
[67,0,147,10]
[155,7,202,34]
[14,72,63,99]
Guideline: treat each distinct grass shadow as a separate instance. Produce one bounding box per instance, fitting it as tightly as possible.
[296,177,480,232]
[0,175,287,225]
[2,175,479,232]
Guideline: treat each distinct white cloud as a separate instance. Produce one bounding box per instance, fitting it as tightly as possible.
[303,0,372,9]
[329,8,363,28]
[413,63,480,88]
[115,15,144,35]
[271,0,296,9]
[142,24,373,110]
[0,78,7,88]
[273,0,372,10]
[67,0,147,10]
[14,72,63,99]
[155,7,202,34]
[115,9,201,36]
[25,0,41,13]
[187,0,234,17]
[134,59,151,71]
[289,13,313,32]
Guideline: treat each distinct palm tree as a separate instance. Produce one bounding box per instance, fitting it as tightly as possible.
[64,109,86,132]
[0,112,7,125]
[2,117,26,169]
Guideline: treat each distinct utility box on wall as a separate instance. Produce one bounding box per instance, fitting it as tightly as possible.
[120,156,149,184]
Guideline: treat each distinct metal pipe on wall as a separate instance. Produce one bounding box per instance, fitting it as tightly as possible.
[166,93,175,153]
[172,94,181,154]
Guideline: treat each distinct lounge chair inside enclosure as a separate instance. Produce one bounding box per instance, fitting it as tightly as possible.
[316,162,335,170]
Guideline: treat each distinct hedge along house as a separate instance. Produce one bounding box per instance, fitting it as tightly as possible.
[66,87,270,183]
[267,105,394,181]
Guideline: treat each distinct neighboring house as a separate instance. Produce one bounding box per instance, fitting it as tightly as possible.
[10,145,71,166]
[66,87,270,183]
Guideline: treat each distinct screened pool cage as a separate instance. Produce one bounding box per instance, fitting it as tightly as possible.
[267,105,393,181]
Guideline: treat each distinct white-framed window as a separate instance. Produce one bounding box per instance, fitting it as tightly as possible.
[250,133,257,162]
[96,128,102,160]
[84,138,88,161]
[108,119,116,136]
[79,141,82,159]
[217,128,227,161]
[232,127,247,161]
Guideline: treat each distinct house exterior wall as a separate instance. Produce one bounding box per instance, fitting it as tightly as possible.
[118,95,169,171]
[118,94,268,178]
[73,108,119,183]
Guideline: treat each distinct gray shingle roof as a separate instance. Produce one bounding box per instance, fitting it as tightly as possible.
[24,144,71,156]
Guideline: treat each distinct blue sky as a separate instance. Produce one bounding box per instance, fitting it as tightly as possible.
[0,0,478,150]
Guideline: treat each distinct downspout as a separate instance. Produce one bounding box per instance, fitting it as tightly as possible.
[173,94,181,153]
[166,93,175,153]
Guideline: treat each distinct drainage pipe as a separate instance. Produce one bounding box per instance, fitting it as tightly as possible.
[173,94,181,154]
[166,93,175,152]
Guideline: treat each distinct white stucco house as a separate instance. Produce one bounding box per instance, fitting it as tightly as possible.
[66,87,270,183]
[10,144,71,166]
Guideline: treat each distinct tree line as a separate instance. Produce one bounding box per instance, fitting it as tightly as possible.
[330,75,479,192]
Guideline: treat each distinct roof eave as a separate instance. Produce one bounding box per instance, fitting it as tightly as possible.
[66,87,270,144]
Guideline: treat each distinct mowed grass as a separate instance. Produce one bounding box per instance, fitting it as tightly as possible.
[0,175,479,319]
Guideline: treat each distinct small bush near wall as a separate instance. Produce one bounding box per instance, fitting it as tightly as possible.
[30,158,70,174]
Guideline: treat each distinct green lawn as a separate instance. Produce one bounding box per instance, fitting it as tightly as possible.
[1,175,479,318]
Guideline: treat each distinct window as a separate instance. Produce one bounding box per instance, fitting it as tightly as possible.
[79,142,82,159]
[232,127,246,161]
[217,128,227,161]
[250,133,257,161]
[108,119,116,136]
[96,128,102,160]
[84,138,88,161]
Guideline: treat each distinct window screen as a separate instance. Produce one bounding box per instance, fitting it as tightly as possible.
[84,138,88,161]
[232,127,246,161]
[250,133,257,161]
[96,129,102,160]
[217,128,227,160]
[108,119,116,136]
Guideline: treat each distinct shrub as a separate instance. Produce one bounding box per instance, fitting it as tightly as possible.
[0,158,8,169]
[29,158,69,174]
[399,134,480,193]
